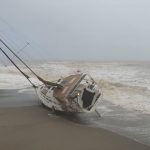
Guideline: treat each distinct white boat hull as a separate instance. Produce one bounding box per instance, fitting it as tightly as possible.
[37,84,101,113]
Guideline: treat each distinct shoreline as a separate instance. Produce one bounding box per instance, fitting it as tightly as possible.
[0,106,149,150]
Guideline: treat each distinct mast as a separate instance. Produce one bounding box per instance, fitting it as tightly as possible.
[0,39,42,78]
[0,38,62,88]
[0,48,36,88]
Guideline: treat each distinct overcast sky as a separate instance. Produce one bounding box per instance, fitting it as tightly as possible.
[0,0,150,61]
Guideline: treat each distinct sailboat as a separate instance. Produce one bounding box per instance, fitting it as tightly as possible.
[0,39,102,114]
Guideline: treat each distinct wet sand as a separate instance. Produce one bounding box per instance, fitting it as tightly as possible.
[0,106,149,150]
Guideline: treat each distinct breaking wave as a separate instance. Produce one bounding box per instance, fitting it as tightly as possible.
[98,79,150,114]
[0,61,150,114]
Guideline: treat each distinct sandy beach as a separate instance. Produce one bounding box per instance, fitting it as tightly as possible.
[0,106,149,150]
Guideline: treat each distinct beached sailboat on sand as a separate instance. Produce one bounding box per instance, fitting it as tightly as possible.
[0,39,102,115]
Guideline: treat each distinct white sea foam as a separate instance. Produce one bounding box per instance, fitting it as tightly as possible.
[0,73,41,89]
[0,62,150,114]
[0,73,29,89]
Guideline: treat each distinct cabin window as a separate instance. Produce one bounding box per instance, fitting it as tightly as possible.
[82,88,95,108]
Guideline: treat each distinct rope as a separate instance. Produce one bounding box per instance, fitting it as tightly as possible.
[0,16,52,65]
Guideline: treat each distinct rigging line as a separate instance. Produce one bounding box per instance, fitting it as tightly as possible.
[0,16,45,58]
[0,38,39,77]
[18,42,29,53]
[11,42,30,59]
[0,17,57,82]
[0,32,20,50]
[0,29,23,53]
[0,16,29,46]
[0,32,31,62]
[26,42,52,66]
[0,38,63,88]
[0,17,40,62]
[0,34,31,67]
[0,16,16,33]
[0,33,19,67]
[0,47,37,88]
[0,38,44,78]
[25,43,50,65]
[0,34,33,64]
[0,34,31,66]
[0,17,51,66]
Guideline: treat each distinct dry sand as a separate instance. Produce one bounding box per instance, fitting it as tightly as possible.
[0,106,149,150]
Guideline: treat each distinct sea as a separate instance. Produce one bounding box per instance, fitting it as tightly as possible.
[0,61,150,146]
